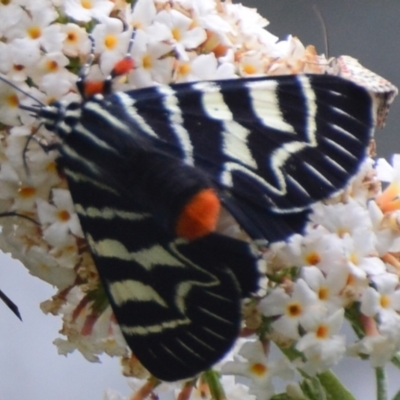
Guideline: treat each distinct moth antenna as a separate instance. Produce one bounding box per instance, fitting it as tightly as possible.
[76,35,97,99]
[111,28,136,78]
[0,211,39,225]
[77,29,137,98]
[0,75,46,108]
[312,5,330,58]
[80,35,96,82]
[22,123,44,178]
[126,28,136,58]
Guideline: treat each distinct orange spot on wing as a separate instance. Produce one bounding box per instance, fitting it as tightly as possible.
[175,188,220,240]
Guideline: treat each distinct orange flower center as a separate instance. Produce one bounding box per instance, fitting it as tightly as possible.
[305,251,321,265]
[250,362,267,376]
[46,60,59,72]
[81,0,92,9]
[18,186,36,198]
[67,32,78,43]
[318,286,329,301]
[349,253,359,265]
[6,94,19,108]
[380,295,391,309]
[178,63,191,76]
[46,161,57,172]
[27,26,41,39]
[171,27,182,41]
[337,227,349,237]
[104,35,117,50]
[243,64,257,75]
[142,54,152,70]
[57,209,71,222]
[316,324,329,339]
[287,302,302,317]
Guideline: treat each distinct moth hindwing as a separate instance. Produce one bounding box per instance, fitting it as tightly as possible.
[11,67,373,380]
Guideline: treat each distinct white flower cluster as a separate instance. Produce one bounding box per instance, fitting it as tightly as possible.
[0,0,398,399]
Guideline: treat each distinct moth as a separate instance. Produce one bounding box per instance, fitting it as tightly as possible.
[0,42,373,381]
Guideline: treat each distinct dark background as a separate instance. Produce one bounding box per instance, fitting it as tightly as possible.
[248,1,400,398]
[248,0,399,160]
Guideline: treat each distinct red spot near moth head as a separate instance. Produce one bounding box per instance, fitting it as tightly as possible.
[175,188,220,240]
[83,81,106,97]
[113,58,135,77]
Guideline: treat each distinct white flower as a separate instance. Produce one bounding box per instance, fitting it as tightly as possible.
[343,232,386,278]
[224,2,269,33]
[0,174,51,212]
[37,72,76,101]
[296,334,346,376]
[376,154,400,182]
[225,2,279,50]
[0,42,12,74]
[54,290,126,362]
[54,336,103,363]
[4,126,59,187]
[300,266,347,311]
[0,80,25,126]
[29,51,72,86]
[91,18,132,74]
[150,9,207,60]
[273,36,306,61]
[190,0,233,34]
[0,3,24,37]
[2,38,42,82]
[8,7,64,53]
[61,23,91,57]
[62,0,114,23]
[221,340,294,400]
[368,200,400,255]
[221,376,256,400]
[126,0,157,30]
[259,279,325,339]
[128,29,174,87]
[295,309,346,375]
[173,53,236,83]
[361,273,400,338]
[348,308,400,368]
[238,52,267,77]
[23,246,76,289]
[36,188,84,247]
[49,236,80,269]
[310,200,373,238]
[275,227,344,273]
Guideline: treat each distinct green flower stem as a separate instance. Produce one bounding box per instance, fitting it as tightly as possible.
[392,388,400,400]
[391,353,400,369]
[203,370,226,400]
[279,346,356,400]
[317,371,356,400]
[375,367,387,400]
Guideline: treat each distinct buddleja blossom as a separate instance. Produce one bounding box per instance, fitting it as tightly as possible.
[0,0,398,399]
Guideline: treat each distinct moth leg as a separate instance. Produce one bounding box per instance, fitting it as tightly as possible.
[0,289,21,320]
